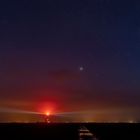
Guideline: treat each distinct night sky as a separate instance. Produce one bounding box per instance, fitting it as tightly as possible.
[0,0,140,122]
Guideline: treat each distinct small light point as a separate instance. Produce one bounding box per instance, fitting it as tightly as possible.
[45,111,50,116]
[79,66,84,71]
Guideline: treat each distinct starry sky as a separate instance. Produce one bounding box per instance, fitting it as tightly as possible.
[0,0,140,122]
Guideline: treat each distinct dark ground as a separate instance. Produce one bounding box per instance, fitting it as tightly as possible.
[0,123,139,140]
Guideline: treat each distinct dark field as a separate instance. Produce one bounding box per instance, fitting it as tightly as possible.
[0,123,139,140]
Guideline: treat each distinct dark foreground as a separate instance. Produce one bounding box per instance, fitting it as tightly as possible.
[0,123,139,140]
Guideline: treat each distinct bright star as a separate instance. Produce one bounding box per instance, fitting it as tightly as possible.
[79,67,84,71]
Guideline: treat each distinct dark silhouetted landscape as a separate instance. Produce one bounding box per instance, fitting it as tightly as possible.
[0,123,139,140]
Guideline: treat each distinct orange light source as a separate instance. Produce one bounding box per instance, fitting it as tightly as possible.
[45,111,50,116]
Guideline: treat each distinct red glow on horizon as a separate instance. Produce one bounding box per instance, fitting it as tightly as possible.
[45,111,50,116]
[37,102,55,116]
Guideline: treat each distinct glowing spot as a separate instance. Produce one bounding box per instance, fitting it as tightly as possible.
[45,111,50,116]
[79,67,84,71]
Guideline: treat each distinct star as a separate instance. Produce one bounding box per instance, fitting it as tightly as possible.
[79,66,84,71]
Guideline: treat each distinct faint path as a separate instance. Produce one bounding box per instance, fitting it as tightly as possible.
[79,126,98,140]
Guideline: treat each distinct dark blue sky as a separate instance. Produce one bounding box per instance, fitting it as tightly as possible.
[0,0,140,121]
